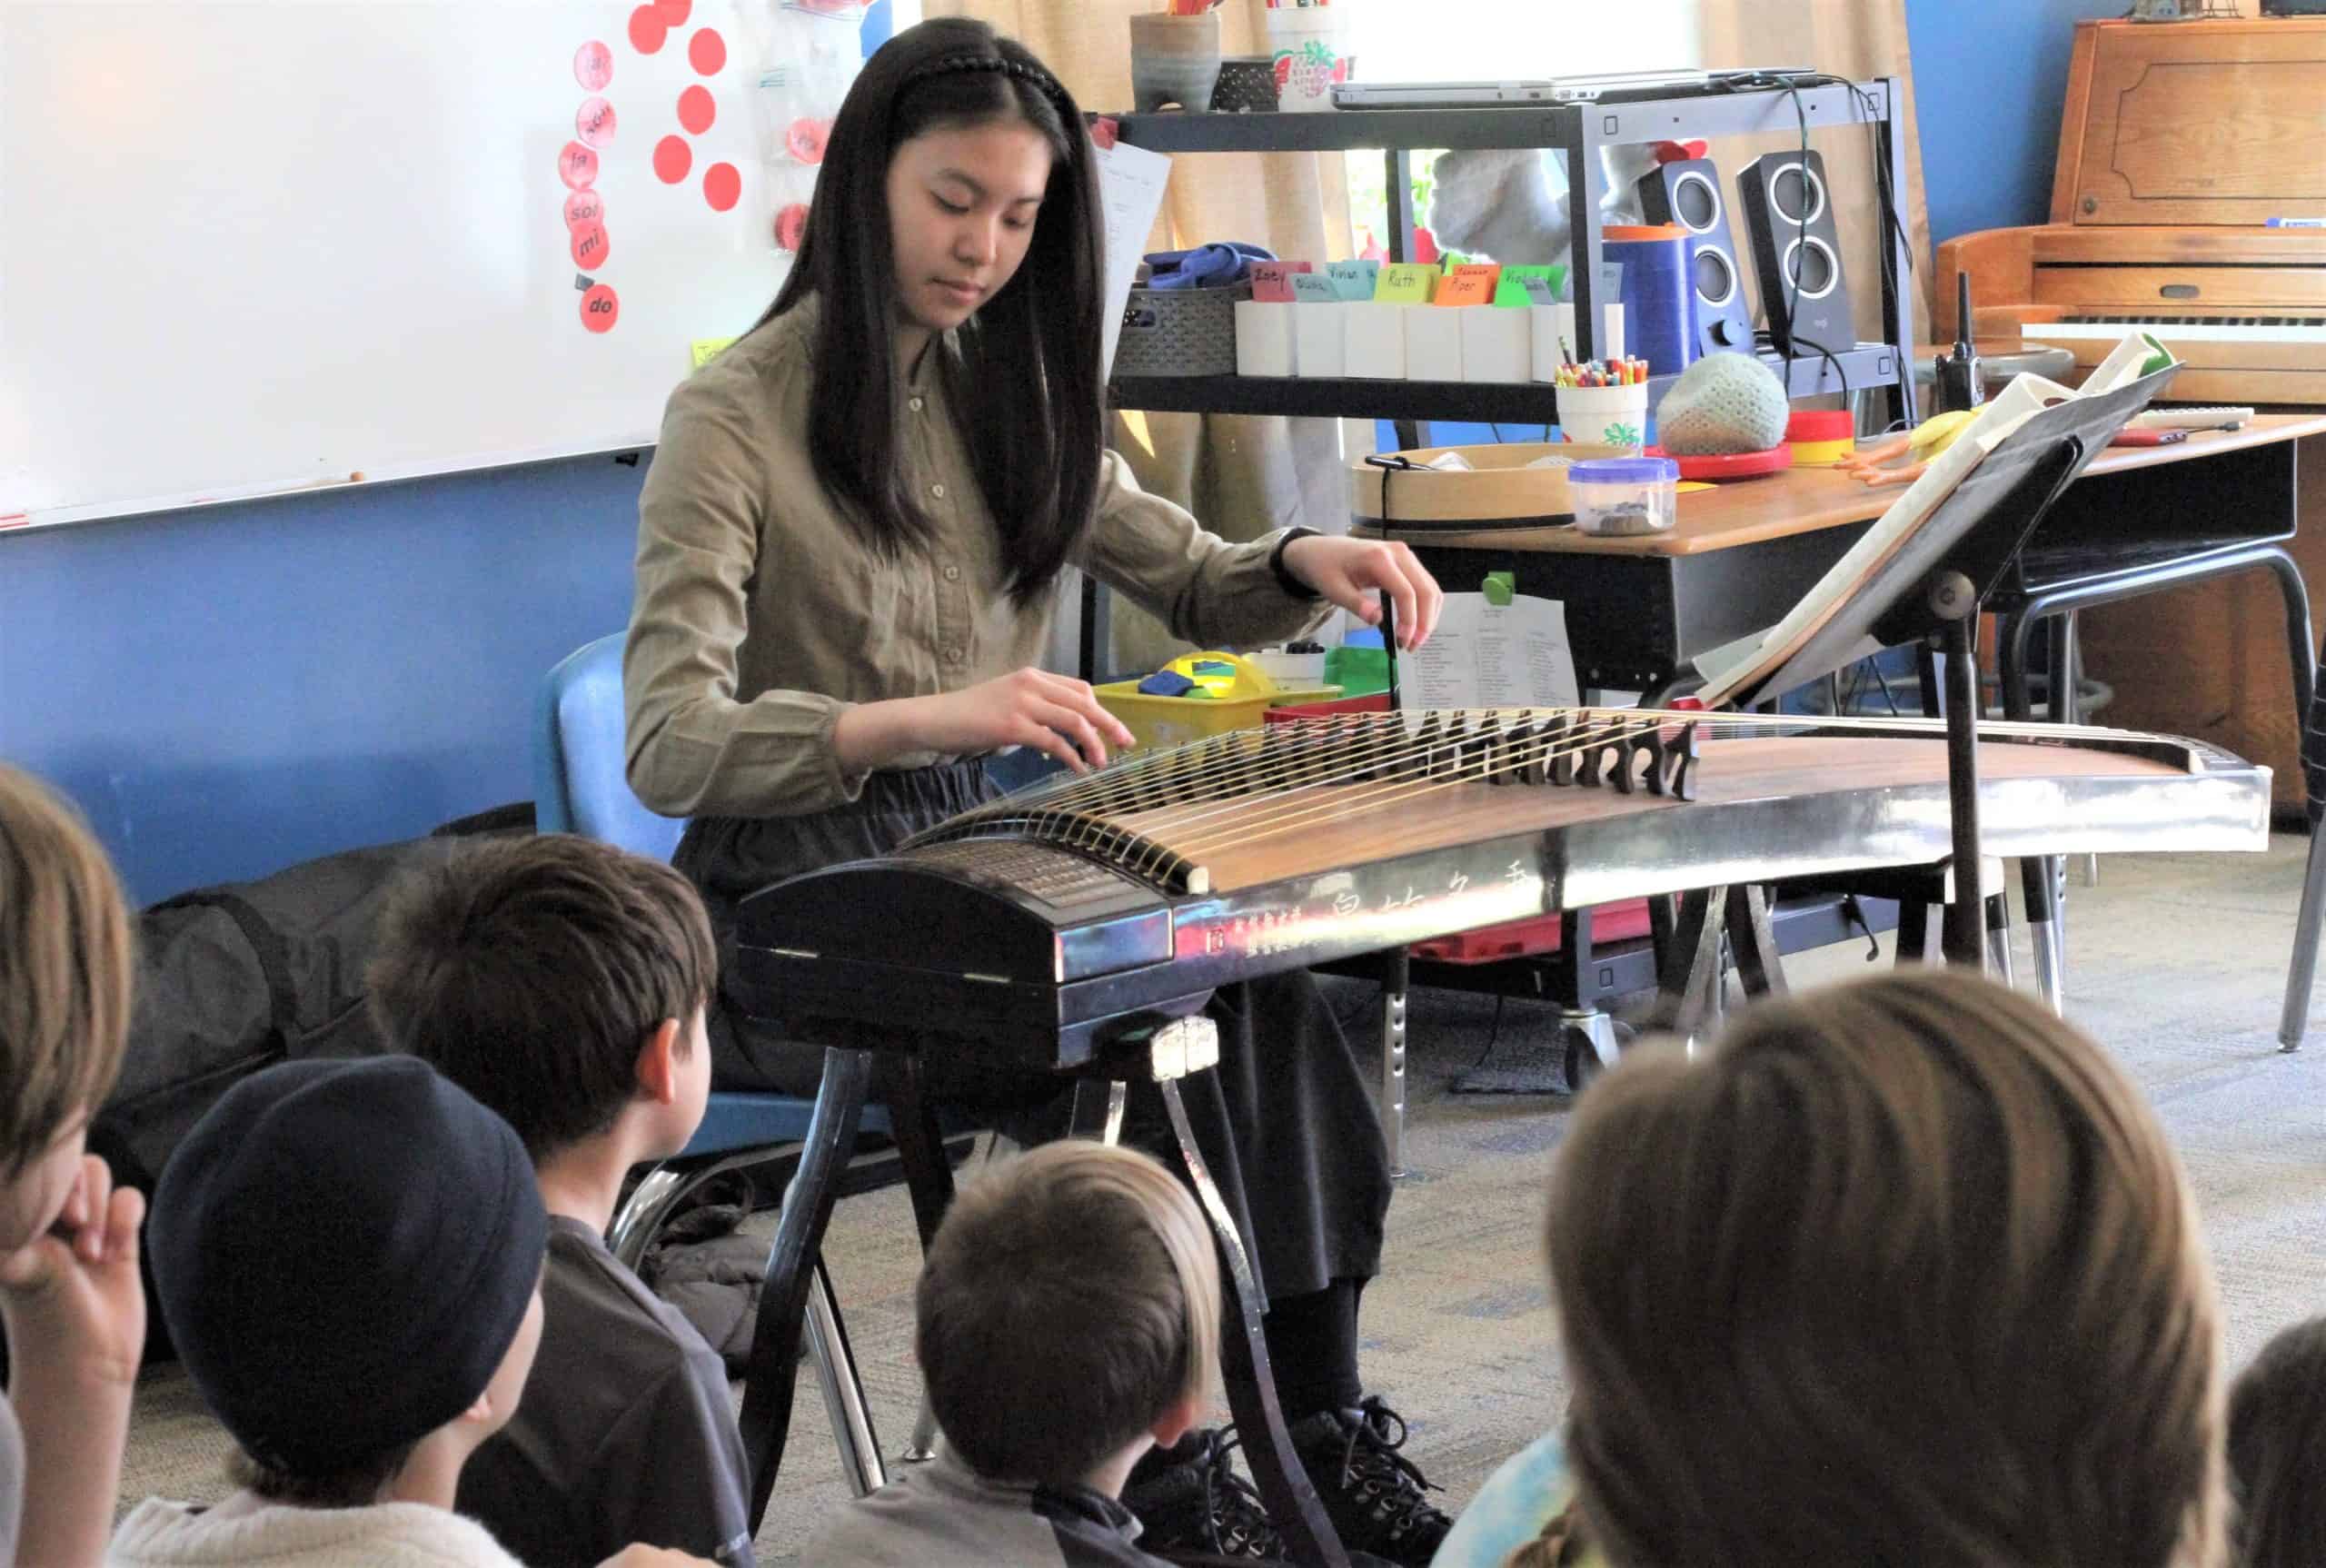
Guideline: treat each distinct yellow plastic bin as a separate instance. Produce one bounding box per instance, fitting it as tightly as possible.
[1097,651,1284,756]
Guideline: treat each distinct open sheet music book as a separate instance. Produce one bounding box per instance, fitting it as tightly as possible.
[1692,332,2178,711]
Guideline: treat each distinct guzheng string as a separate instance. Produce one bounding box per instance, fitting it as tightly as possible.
[941,708,2175,879]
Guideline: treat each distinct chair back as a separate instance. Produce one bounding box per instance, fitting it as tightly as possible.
[535,633,685,862]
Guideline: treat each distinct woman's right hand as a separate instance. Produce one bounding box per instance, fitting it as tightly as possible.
[834,668,1138,775]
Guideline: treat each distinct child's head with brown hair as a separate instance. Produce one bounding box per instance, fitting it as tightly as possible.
[0,764,133,1249]
[367,833,717,1166]
[1544,970,2224,1568]
[916,1140,1221,1488]
[2226,1315,2326,1568]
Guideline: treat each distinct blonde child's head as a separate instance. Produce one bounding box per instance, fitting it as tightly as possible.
[1545,970,2224,1568]
[917,1140,1221,1486]
[0,765,132,1249]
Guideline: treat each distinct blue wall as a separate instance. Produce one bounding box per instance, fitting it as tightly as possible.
[1905,0,2125,250]
[4,0,2111,903]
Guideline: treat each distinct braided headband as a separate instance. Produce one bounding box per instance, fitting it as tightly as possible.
[903,53,1072,110]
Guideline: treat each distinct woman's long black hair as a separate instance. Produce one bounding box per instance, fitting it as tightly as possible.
[766,18,1105,606]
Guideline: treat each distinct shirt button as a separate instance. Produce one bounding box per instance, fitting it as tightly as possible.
[909,396,925,412]
[943,564,961,581]
[944,647,964,664]
[929,482,947,501]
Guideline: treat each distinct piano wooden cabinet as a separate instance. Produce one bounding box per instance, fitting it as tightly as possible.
[1937,15,2326,406]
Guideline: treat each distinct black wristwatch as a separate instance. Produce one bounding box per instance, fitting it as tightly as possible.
[1268,526,1325,600]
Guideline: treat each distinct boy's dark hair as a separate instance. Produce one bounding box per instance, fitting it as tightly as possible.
[368,834,715,1159]
[917,1142,1220,1485]
[0,765,132,1176]
[2229,1315,2326,1568]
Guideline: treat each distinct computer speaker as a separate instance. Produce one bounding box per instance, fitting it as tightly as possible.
[1735,149,1856,359]
[1635,158,1754,357]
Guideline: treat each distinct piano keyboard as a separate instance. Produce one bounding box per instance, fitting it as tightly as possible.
[2023,318,2326,404]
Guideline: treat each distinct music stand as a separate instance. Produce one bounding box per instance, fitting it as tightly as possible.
[1719,365,2179,967]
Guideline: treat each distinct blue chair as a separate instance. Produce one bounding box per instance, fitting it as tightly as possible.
[535,632,894,1499]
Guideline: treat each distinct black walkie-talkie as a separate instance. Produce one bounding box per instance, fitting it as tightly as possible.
[1934,273,1985,415]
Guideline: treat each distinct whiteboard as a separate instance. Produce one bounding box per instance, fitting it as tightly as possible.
[0,1,863,531]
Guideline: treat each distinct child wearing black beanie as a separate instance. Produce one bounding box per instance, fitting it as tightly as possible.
[107,1057,713,1568]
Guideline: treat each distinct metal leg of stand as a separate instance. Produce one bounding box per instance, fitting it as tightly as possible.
[1378,950,1408,1178]
[1723,884,1787,999]
[1159,1076,1352,1568]
[2001,610,2063,1012]
[1935,601,1988,970]
[1984,893,2017,987]
[1653,886,1726,1040]
[803,1257,887,1498]
[1069,1078,1130,1143]
[2281,819,2326,1051]
[739,1047,872,1531]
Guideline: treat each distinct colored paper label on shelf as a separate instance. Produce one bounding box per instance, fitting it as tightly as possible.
[1248,261,1312,303]
[691,336,736,368]
[1496,264,1565,307]
[1375,264,1441,305]
[1436,263,1503,307]
[1289,273,1339,303]
[1326,260,1380,301]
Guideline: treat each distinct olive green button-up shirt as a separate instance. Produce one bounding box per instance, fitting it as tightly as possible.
[624,297,1329,820]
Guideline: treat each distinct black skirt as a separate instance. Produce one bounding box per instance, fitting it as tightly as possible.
[677,760,1391,1302]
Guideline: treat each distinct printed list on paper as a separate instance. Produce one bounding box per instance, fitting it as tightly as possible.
[1395,592,1580,710]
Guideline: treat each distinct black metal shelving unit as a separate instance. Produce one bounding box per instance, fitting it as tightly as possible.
[1106,80,1918,430]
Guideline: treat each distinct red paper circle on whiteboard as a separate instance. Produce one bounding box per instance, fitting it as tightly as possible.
[574,41,614,92]
[655,0,692,23]
[563,187,605,229]
[576,96,617,148]
[688,27,726,75]
[653,134,693,184]
[571,221,611,269]
[775,202,810,252]
[786,118,830,164]
[581,283,621,333]
[678,84,716,134]
[627,5,667,55]
[558,141,600,190]
[703,162,741,213]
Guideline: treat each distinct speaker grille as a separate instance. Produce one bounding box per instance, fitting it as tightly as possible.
[1783,236,1839,301]
[1692,245,1737,307]
[1768,162,1826,225]
[1673,170,1720,233]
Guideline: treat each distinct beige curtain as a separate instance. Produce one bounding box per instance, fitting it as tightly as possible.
[1695,0,1934,345]
[925,0,1364,673]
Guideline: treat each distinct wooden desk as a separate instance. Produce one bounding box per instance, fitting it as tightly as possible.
[1358,414,2326,695]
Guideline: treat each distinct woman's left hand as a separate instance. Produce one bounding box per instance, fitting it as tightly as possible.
[1279,534,1445,650]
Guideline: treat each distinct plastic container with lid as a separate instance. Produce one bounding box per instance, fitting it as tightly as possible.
[1568,456,1681,537]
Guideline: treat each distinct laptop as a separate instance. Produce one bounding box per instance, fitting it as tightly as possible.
[1330,68,1817,110]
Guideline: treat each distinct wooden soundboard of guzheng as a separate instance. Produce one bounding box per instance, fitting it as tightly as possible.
[730,710,2269,1068]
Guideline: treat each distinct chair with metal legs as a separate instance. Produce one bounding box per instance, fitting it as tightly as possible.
[2281,645,2326,1050]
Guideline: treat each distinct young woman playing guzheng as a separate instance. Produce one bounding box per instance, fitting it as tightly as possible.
[624,18,1450,1563]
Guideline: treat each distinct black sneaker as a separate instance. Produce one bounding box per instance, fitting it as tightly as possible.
[1287,1397,1454,1566]
[1124,1426,1287,1563]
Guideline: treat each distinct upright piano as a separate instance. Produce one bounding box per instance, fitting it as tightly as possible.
[1939,15,2326,404]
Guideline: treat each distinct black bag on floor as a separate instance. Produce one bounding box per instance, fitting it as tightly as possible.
[93,819,525,1195]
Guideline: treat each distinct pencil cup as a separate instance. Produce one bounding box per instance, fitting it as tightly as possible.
[1556,382,1651,454]
[1129,13,1224,114]
[1263,4,1353,113]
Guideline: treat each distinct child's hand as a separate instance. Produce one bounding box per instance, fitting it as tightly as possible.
[0,1155,146,1386]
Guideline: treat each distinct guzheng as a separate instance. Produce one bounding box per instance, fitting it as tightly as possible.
[1937,15,2326,406]
[731,709,2268,1067]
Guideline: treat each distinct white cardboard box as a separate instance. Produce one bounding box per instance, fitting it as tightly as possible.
[1404,307,1465,382]
[1292,302,1348,378]
[1234,301,1299,377]
[1460,307,1534,383]
[1345,303,1408,380]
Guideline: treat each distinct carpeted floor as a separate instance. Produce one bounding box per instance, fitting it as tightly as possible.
[114,837,2326,1561]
